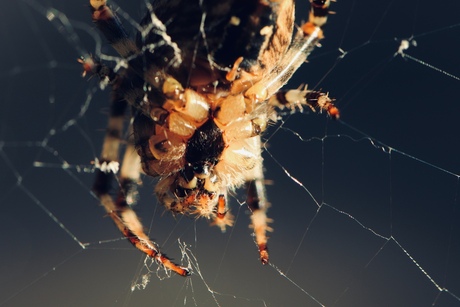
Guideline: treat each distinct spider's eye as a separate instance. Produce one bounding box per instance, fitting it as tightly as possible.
[193,164,209,178]
[312,0,328,6]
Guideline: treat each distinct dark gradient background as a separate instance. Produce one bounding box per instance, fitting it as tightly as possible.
[1,1,460,306]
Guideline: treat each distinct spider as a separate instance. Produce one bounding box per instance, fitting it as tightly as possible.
[84,0,338,276]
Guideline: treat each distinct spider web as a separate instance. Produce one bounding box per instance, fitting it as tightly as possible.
[1,0,460,306]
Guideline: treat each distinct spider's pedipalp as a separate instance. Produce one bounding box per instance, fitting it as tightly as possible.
[210,194,234,233]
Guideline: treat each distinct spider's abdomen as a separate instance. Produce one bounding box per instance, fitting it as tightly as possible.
[138,0,294,86]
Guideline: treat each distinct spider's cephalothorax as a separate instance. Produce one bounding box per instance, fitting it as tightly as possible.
[86,0,337,276]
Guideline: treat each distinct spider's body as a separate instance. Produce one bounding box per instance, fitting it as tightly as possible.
[86,0,337,276]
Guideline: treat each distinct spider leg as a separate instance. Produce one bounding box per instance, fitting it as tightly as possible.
[90,0,138,58]
[89,0,182,100]
[269,86,340,119]
[244,136,272,265]
[91,80,190,277]
[244,0,331,104]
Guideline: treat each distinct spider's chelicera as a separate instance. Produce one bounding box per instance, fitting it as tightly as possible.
[84,0,338,276]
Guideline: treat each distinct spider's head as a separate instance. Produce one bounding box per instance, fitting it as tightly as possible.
[157,164,220,220]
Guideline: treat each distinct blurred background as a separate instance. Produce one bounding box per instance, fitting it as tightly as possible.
[1,0,460,306]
